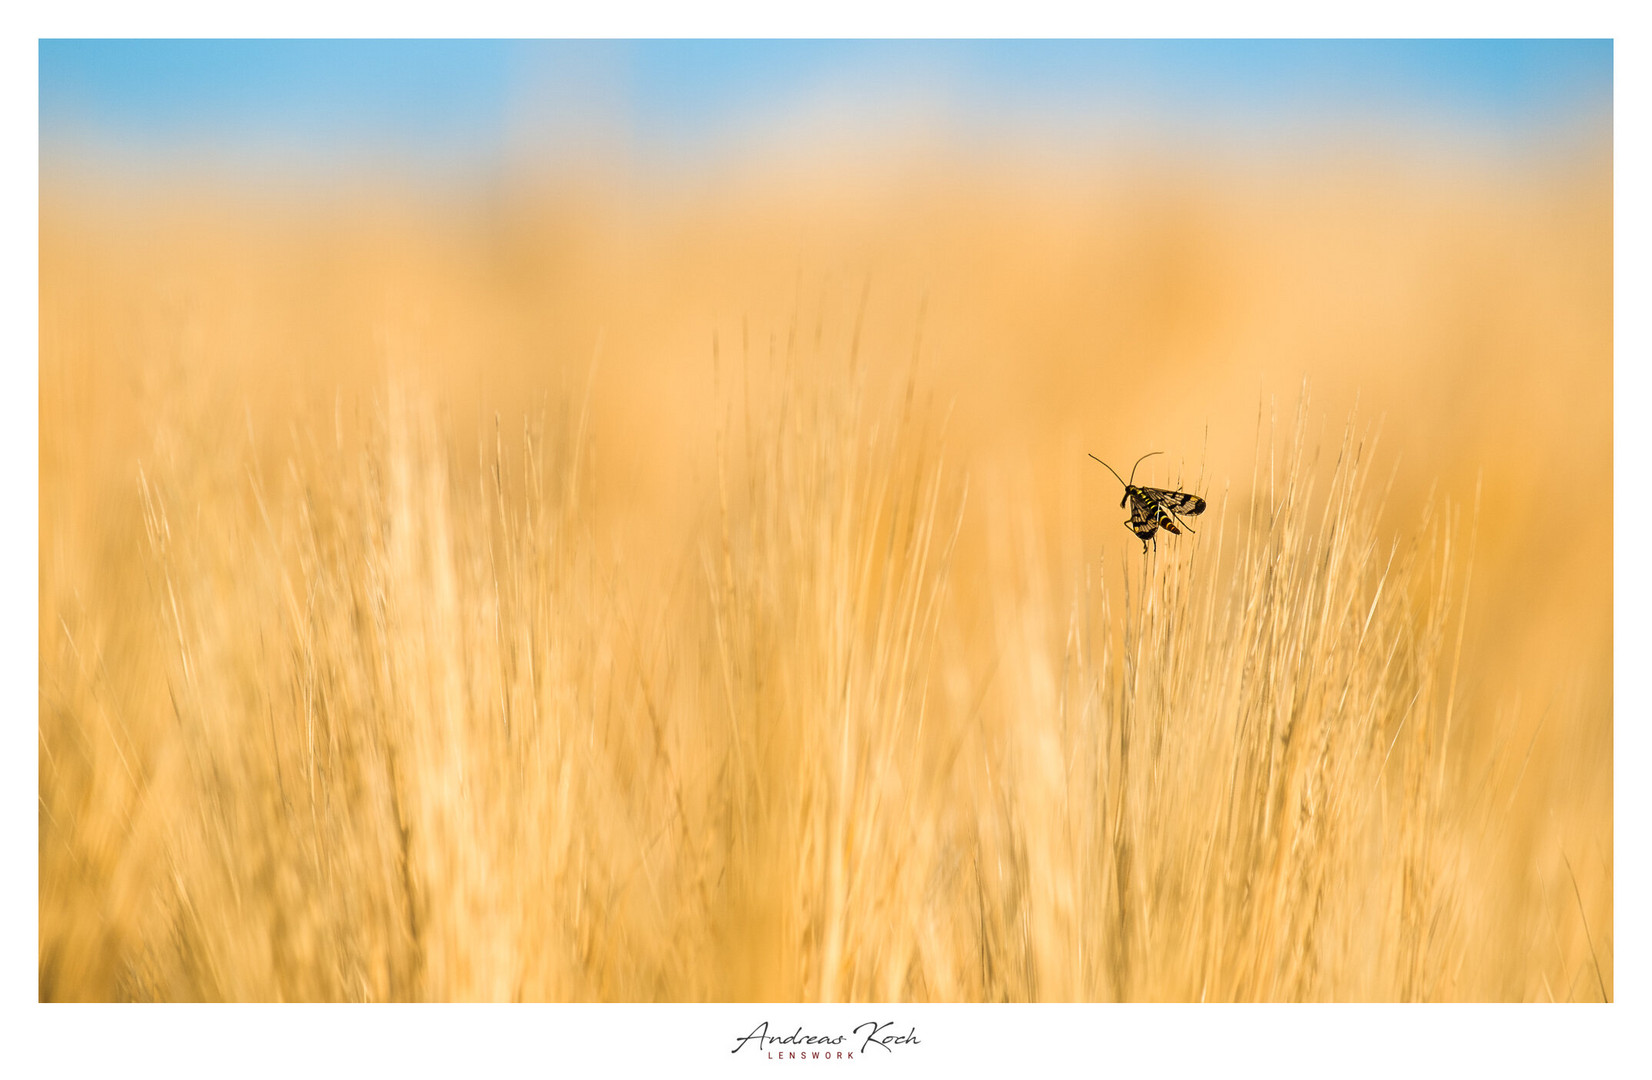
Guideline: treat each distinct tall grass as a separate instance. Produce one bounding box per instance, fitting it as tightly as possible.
[40,347,1576,1002]
[39,164,1611,1001]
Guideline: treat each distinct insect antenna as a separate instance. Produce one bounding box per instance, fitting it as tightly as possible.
[1126,450,1163,486]
[1087,453,1129,490]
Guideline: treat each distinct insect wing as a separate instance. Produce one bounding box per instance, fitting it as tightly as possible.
[1127,494,1161,540]
[1124,487,1177,535]
[1143,487,1207,516]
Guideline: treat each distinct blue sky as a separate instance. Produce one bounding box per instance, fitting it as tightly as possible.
[39,40,1613,170]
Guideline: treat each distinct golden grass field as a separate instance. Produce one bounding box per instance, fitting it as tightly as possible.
[39,144,1611,1001]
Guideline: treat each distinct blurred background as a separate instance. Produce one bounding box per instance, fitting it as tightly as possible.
[39,40,1612,1001]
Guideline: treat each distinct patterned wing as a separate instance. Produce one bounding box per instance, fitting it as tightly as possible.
[1143,487,1207,517]
[1127,487,1180,535]
[1127,494,1161,540]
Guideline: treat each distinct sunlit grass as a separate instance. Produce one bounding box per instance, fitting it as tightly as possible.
[39,158,1611,1001]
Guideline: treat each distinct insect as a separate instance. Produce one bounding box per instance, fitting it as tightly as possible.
[1089,450,1208,553]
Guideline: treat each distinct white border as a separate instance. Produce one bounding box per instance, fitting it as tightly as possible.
[18,1,1640,38]
[13,9,1644,1079]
